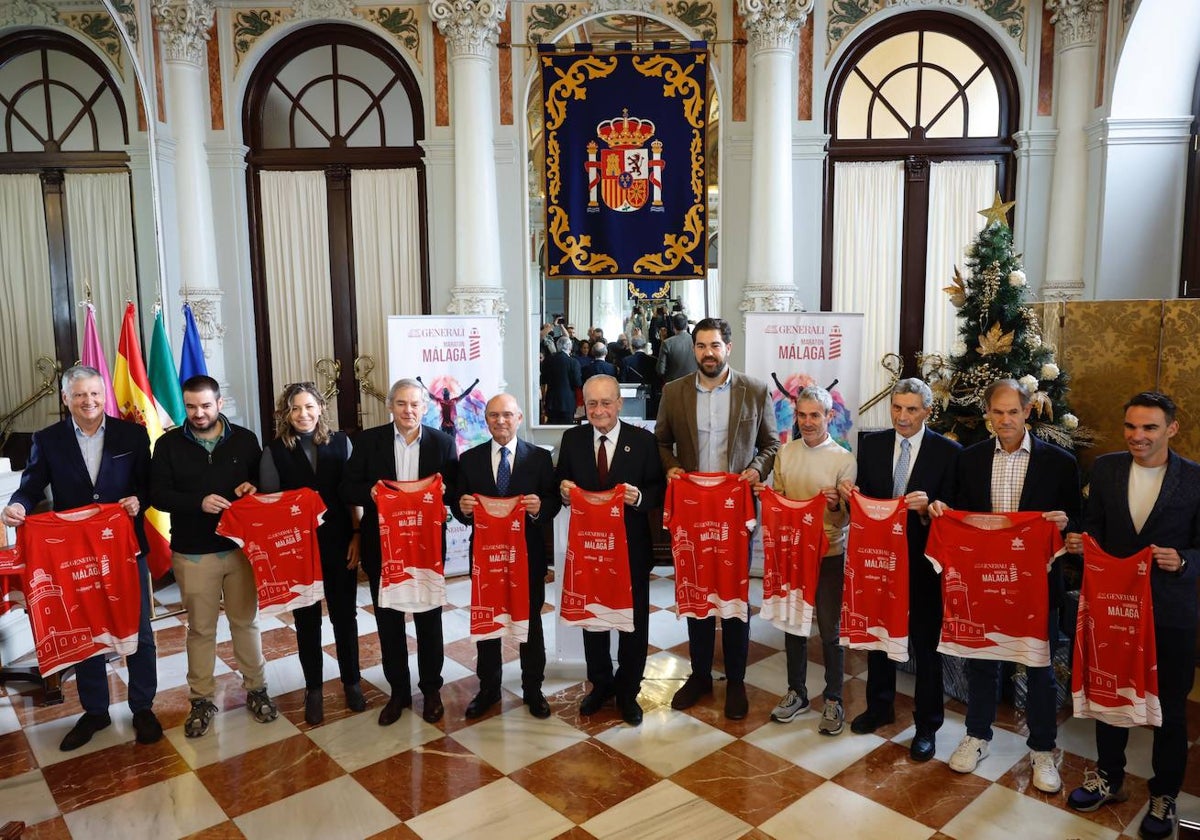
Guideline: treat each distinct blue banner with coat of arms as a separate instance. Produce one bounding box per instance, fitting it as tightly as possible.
[540,42,708,281]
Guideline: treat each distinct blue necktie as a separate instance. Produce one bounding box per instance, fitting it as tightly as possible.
[497,445,511,496]
[893,437,911,498]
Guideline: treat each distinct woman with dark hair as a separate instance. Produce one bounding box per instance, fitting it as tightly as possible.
[259,382,365,725]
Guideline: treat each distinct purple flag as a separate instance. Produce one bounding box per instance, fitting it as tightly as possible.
[80,303,119,417]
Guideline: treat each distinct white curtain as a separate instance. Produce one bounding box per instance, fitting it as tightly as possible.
[832,161,905,429]
[924,161,997,358]
[0,175,57,433]
[64,172,137,358]
[260,170,338,425]
[674,278,707,323]
[350,168,422,429]
[568,279,591,340]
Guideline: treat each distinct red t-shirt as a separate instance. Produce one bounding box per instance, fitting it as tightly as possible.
[17,503,142,676]
[217,488,327,616]
[1072,534,1160,727]
[841,492,910,661]
[926,510,1064,667]
[663,472,757,621]
[758,486,828,636]
[0,544,22,616]
[470,495,531,641]
[562,486,633,632]
[374,475,447,612]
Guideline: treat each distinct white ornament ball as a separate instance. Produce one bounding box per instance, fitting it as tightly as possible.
[1008,270,1027,286]
[1019,374,1039,393]
[1041,363,1060,380]
[951,340,967,357]
[1062,413,1079,430]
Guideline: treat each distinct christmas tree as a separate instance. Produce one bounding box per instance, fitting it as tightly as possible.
[923,194,1090,450]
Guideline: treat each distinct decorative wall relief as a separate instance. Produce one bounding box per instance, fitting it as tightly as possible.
[828,0,1029,62]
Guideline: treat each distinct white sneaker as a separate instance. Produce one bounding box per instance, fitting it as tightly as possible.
[949,735,990,773]
[1030,750,1062,793]
[817,699,844,736]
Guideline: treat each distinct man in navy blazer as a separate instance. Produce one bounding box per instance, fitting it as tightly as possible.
[341,378,458,725]
[451,393,561,719]
[2,365,161,751]
[930,378,1081,794]
[557,375,665,725]
[842,378,960,761]
[1064,392,1200,840]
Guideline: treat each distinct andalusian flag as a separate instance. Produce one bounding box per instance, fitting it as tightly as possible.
[148,306,185,428]
[114,302,172,578]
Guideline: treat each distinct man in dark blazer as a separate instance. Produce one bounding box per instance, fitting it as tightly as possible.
[451,393,561,719]
[341,378,458,725]
[1064,392,1200,840]
[656,313,698,384]
[557,375,666,725]
[654,317,779,719]
[2,365,161,751]
[930,378,1081,794]
[841,378,960,761]
[541,337,580,424]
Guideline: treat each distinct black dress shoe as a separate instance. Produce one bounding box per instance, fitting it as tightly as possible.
[465,690,501,719]
[618,696,643,726]
[910,732,936,762]
[524,692,552,719]
[304,689,324,726]
[850,708,895,735]
[344,682,367,713]
[131,709,163,745]
[422,692,445,724]
[724,681,749,720]
[60,712,111,752]
[377,694,412,726]
[579,688,612,716]
[670,674,713,710]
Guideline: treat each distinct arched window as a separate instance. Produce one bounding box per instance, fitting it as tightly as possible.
[243,24,428,434]
[823,13,1017,424]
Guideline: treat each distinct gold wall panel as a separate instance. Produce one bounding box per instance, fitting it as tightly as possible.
[1158,300,1200,462]
[1058,300,1163,472]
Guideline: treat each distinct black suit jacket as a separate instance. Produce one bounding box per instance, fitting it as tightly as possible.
[340,423,459,567]
[11,417,151,552]
[451,438,560,577]
[857,426,960,568]
[541,352,580,416]
[1084,450,1200,628]
[556,422,666,575]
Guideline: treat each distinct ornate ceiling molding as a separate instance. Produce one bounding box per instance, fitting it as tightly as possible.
[151,0,216,66]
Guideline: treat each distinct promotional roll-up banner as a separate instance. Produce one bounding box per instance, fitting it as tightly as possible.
[743,312,865,572]
[388,316,502,576]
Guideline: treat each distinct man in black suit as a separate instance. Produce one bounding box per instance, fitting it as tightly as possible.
[341,378,458,725]
[541,337,580,425]
[657,313,698,384]
[1065,392,1200,840]
[930,378,1080,794]
[451,393,561,719]
[3,365,161,751]
[841,378,960,761]
[557,375,665,725]
[620,337,656,385]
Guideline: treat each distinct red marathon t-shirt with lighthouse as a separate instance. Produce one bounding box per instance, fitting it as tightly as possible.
[758,486,828,636]
[841,492,910,661]
[217,488,326,615]
[469,495,530,641]
[16,503,141,677]
[561,486,633,632]
[926,510,1063,667]
[663,472,757,621]
[374,475,448,612]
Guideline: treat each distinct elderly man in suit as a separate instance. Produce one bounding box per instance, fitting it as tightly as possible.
[451,394,561,719]
[930,378,1081,794]
[1064,392,1200,840]
[541,336,580,425]
[557,374,666,725]
[842,378,960,760]
[655,316,779,719]
[657,313,698,384]
[341,378,458,725]
[2,365,161,751]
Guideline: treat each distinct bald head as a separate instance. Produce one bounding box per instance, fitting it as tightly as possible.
[485,393,523,445]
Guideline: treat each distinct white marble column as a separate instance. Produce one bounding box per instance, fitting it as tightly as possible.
[736,0,813,317]
[151,0,228,387]
[1042,0,1103,302]
[430,0,508,333]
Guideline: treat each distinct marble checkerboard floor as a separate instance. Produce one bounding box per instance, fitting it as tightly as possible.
[2,572,1199,840]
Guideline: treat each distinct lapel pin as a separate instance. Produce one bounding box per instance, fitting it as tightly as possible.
[623,445,631,452]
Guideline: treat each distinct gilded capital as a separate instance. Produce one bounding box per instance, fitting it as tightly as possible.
[736,0,814,53]
[1046,0,1105,50]
[151,0,216,66]
[429,0,505,59]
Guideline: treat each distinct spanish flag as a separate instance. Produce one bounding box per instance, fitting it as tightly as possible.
[113,302,172,578]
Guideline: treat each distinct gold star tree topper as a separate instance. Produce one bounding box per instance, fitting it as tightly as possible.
[978,192,1016,228]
